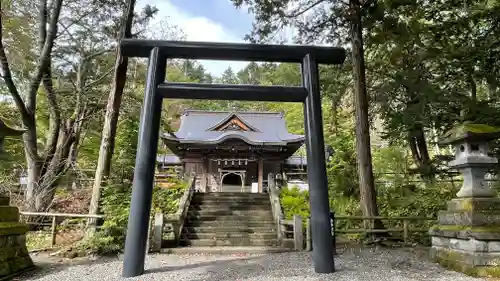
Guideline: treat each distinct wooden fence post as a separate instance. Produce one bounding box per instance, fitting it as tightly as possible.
[51,216,57,247]
[403,220,409,244]
[306,218,311,251]
[293,215,303,251]
[146,215,152,254]
[276,216,281,241]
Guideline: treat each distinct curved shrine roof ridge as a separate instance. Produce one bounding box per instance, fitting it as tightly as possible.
[163,110,304,146]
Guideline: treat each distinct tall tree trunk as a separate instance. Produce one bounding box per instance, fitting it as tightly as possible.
[25,124,75,215]
[67,115,83,189]
[408,124,433,180]
[403,80,434,180]
[88,0,136,227]
[349,0,382,232]
[24,153,42,212]
[431,124,441,155]
[487,76,497,99]
[468,71,477,101]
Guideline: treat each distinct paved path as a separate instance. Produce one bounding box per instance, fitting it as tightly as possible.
[19,247,487,281]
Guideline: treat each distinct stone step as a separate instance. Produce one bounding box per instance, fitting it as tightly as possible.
[0,196,9,206]
[193,194,268,199]
[180,238,279,247]
[195,192,269,197]
[161,246,288,255]
[187,210,273,217]
[190,199,271,205]
[190,204,271,210]
[0,206,20,222]
[186,215,274,222]
[188,204,272,211]
[185,220,276,227]
[183,226,276,234]
[191,196,270,201]
[183,232,277,240]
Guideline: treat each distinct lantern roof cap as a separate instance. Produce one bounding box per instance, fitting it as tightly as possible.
[0,119,24,137]
[439,122,500,145]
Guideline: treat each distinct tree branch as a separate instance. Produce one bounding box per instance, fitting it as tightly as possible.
[284,0,327,18]
[41,66,61,160]
[83,48,113,61]
[73,57,86,119]
[361,0,376,9]
[26,0,64,114]
[83,67,114,91]
[38,0,48,49]
[57,10,96,38]
[0,8,30,122]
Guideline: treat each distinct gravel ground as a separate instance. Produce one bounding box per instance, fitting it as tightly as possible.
[18,247,487,281]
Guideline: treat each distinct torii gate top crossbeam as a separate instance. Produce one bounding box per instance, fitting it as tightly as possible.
[120,39,346,64]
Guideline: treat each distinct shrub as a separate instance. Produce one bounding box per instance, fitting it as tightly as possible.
[73,178,188,256]
[280,186,309,220]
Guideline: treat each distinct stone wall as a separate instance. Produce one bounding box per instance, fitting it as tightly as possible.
[0,196,34,279]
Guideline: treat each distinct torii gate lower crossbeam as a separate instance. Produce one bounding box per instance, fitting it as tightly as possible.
[120,39,346,278]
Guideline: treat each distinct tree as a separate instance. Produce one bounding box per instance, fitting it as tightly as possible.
[237,62,261,85]
[182,60,213,83]
[230,0,382,227]
[1,0,65,212]
[1,0,140,213]
[88,0,138,227]
[366,0,500,177]
[348,0,380,225]
[218,67,238,84]
[366,1,439,179]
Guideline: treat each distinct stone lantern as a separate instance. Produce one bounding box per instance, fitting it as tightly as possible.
[430,122,500,277]
[444,122,500,198]
[0,118,24,154]
[0,118,33,279]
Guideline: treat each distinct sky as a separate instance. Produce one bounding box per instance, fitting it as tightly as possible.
[137,0,255,77]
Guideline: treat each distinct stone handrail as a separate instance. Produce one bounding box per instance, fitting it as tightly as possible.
[267,173,285,242]
[164,175,196,245]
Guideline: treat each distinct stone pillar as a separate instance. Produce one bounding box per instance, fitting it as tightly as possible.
[0,196,34,278]
[430,123,500,277]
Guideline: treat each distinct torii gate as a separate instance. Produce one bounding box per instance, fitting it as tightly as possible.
[119,39,346,277]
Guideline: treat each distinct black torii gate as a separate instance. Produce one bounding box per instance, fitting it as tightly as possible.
[120,39,346,278]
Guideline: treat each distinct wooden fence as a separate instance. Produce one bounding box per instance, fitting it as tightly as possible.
[281,215,436,250]
[20,212,105,247]
[20,211,436,251]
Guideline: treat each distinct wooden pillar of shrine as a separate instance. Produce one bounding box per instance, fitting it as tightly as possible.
[258,158,263,192]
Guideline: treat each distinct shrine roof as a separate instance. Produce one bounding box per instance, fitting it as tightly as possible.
[162,110,304,146]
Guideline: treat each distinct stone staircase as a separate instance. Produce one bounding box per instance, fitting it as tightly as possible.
[220,184,245,193]
[180,192,279,247]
